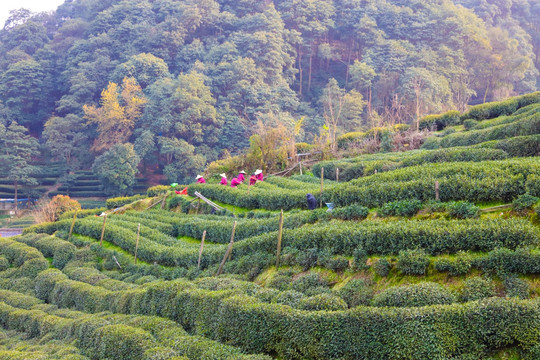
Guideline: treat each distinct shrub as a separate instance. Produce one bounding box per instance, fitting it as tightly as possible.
[513,193,539,212]
[93,324,157,360]
[460,277,496,302]
[504,276,529,299]
[271,290,305,307]
[418,111,461,131]
[463,97,519,120]
[353,247,369,271]
[397,249,430,275]
[336,279,374,307]
[33,195,82,223]
[447,201,479,219]
[106,194,146,209]
[147,185,170,197]
[331,205,369,220]
[463,119,478,130]
[291,273,329,296]
[0,256,8,271]
[325,256,349,272]
[378,199,423,217]
[421,137,440,149]
[266,274,292,291]
[373,258,391,277]
[373,282,456,307]
[296,248,320,271]
[433,252,472,276]
[297,293,348,311]
[35,269,69,300]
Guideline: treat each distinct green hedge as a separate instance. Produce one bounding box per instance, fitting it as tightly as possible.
[474,135,540,157]
[326,159,540,207]
[106,194,147,209]
[462,92,539,120]
[35,273,540,359]
[419,110,461,131]
[372,282,456,307]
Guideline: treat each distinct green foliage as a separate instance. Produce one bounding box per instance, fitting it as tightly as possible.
[336,279,374,308]
[504,276,530,299]
[92,144,140,196]
[372,282,456,307]
[378,199,423,217]
[353,247,369,271]
[297,293,348,311]
[512,193,539,212]
[373,258,391,277]
[418,110,461,131]
[434,252,472,276]
[331,204,369,220]
[446,201,479,219]
[147,185,170,197]
[106,194,146,209]
[397,249,430,275]
[291,273,329,296]
[460,277,496,302]
[324,255,349,272]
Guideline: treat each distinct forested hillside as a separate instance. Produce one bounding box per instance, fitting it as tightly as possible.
[0,0,538,189]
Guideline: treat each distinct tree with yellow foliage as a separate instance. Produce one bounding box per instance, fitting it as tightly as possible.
[83,77,147,153]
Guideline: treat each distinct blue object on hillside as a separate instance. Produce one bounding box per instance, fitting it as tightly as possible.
[325,203,334,212]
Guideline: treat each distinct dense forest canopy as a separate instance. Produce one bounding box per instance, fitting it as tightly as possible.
[0,0,538,186]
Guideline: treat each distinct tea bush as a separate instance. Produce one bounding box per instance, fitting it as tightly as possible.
[336,279,374,307]
[504,276,530,299]
[397,249,430,275]
[372,282,456,307]
[373,258,391,277]
[459,277,496,302]
[446,201,479,219]
[378,199,423,217]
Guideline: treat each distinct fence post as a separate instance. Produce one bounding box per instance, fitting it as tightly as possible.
[68,211,78,241]
[299,161,303,175]
[435,181,440,201]
[275,209,284,268]
[99,215,107,247]
[197,230,206,269]
[216,221,237,276]
[134,223,141,264]
[336,167,340,182]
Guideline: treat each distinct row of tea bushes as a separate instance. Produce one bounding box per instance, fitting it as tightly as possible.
[473,134,540,157]
[326,159,540,207]
[24,215,539,269]
[37,271,540,360]
[312,147,510,181]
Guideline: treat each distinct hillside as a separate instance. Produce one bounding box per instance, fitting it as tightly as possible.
[3,97,540,358]
[0,0,539,193]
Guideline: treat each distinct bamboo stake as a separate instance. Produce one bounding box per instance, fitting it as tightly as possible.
[134,223,141,264]
[435,181,440,201]
[320,167,324,208]
[216,221,237,276]
[299,161,303,175]
[275,209,284,268]
[99,215,107,247]
[336,167,339,182]
[68,211,78,241]
[197,230,206,269]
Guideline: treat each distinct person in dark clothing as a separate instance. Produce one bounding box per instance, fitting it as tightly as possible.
[306,193,317,210]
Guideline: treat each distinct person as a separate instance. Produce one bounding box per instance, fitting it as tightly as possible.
[237,170,246,182]
[219,173,228,185]
[230,177,242,188]
[196,175,206,184]
[255,169,264,181]
[306,193,317,210]
[249,174,257,186]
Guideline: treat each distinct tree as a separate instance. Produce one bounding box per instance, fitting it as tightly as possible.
[319,79,365,152]
[42,114,90,170]
[92,143,140,196]
[158,137,206,184]
[33,195,81,223]
[0,121,39,215]
[84,77,147,153]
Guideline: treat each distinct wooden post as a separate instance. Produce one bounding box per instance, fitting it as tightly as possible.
[336,167,339,182]
[197,230,206,269]
[113,255,122,269]
[99,215,107,247]
[196,198,201,214]
[435,181,440,201]
[299,161,303,175]
[320,167,324,208]
[134,223,141,264]
[68,211,78,240]
[216,221,237,276]
[374,169,378,174]
[275,209,284,268]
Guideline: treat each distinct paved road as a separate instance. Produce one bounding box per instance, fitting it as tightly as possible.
[0,228,22,237]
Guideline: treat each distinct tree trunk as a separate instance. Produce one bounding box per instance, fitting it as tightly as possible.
[308,41,314,93]
[298,44,303,96]
[483,80,490,104]
[14,180,18,216]
[345,40,353,87]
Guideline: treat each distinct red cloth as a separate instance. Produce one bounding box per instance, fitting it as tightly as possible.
[196,178,206,184]
[220,177,228,185]
[256,173,264,181]
[176,187,188,195]
[249,176,257,186]
[237,173,245,182]
[231,178,241,187]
